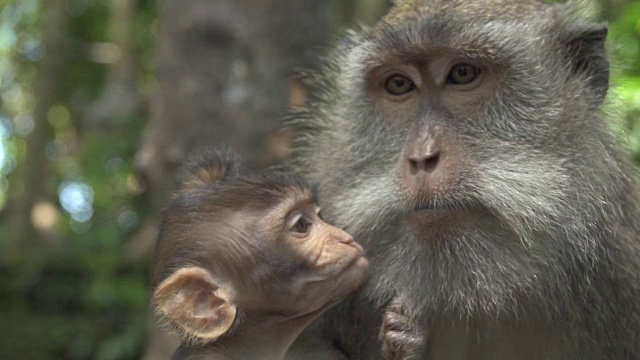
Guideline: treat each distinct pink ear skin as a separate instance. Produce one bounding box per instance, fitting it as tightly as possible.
[153,267,237,341]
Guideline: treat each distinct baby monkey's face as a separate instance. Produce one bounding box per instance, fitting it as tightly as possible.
[151,153,368,344]
[251,192,369,318]
[286,201,367,277]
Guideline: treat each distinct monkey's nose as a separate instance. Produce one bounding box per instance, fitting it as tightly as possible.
[400,127,449,196]
[339,235,355,246]
[330,227,356,246]
[407,152,440,175]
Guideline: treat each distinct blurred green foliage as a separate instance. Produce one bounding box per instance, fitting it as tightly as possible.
[0,0,638,359]
[0,0,155,358]
[608,1,640,161]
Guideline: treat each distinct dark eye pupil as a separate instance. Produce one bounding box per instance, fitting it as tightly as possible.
[448,64,481,85]
[385,75,414,96]
[293,217,310,233]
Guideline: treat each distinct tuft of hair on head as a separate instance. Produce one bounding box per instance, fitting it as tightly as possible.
[175,147,244,193]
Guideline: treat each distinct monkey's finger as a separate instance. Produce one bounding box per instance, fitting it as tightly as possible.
[383,330,425,352]
[383,314,415,333]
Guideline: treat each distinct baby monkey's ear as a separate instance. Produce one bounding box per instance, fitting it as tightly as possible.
[153,267,237,342]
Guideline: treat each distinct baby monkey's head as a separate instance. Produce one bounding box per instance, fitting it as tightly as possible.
[151,148,369,344]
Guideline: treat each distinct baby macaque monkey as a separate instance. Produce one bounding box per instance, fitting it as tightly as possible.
[151,149,369,360]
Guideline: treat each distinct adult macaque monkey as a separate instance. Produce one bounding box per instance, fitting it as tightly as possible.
[151,149,369,359]
[286,0,640,358]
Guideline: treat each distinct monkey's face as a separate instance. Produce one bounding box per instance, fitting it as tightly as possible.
[248,197,369,317]
[305,5,608,243]
[295,2,612,313]
[367,53,498,214]
[312,17,575,241]
[286,204,365,269]
[284,204,369,309]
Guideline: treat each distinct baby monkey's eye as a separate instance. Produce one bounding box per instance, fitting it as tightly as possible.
[292,217,312,235]
[288,211,312,235]
[447,63,482,86]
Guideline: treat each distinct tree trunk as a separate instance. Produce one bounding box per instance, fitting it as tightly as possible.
[137,1,330,358]
[5,0,67,262]
[332,0,391,29]
[84,0,143,128]
[354,0,391,25]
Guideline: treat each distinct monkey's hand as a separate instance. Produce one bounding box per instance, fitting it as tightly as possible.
[380,297,425,360]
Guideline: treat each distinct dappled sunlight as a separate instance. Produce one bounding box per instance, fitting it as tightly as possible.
[0,137,4,169]
[31,200,60,232]
[58,180,94,223]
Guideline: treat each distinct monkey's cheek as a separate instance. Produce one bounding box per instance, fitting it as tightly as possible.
[343,256,370,289]
[354,256,370,280]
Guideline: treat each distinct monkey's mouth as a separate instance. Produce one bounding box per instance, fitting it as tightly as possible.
[410,197,479,214]
[335,248,368,277]
[309,246,367,283]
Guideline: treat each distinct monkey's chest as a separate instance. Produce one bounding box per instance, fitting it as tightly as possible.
[427,316,565,360]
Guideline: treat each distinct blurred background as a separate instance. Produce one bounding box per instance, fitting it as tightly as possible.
[0,0,637,359]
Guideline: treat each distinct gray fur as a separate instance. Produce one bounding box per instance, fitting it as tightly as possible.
[286,0,640,359]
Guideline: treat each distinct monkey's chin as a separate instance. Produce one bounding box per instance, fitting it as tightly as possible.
[410,195,479,213]
[302,256,369,315]
[336,255,369,295]
[405,201,482,236]
[342,254,369,279]
[350,256,370,281]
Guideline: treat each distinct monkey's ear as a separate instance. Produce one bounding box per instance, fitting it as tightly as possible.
[153,267,237,341]
[564,24,609,107]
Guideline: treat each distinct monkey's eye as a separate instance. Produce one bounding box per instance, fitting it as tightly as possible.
[292,217,312,235]
[288,212,312,235]
[384,74,415,96]
[447,64,482,86]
